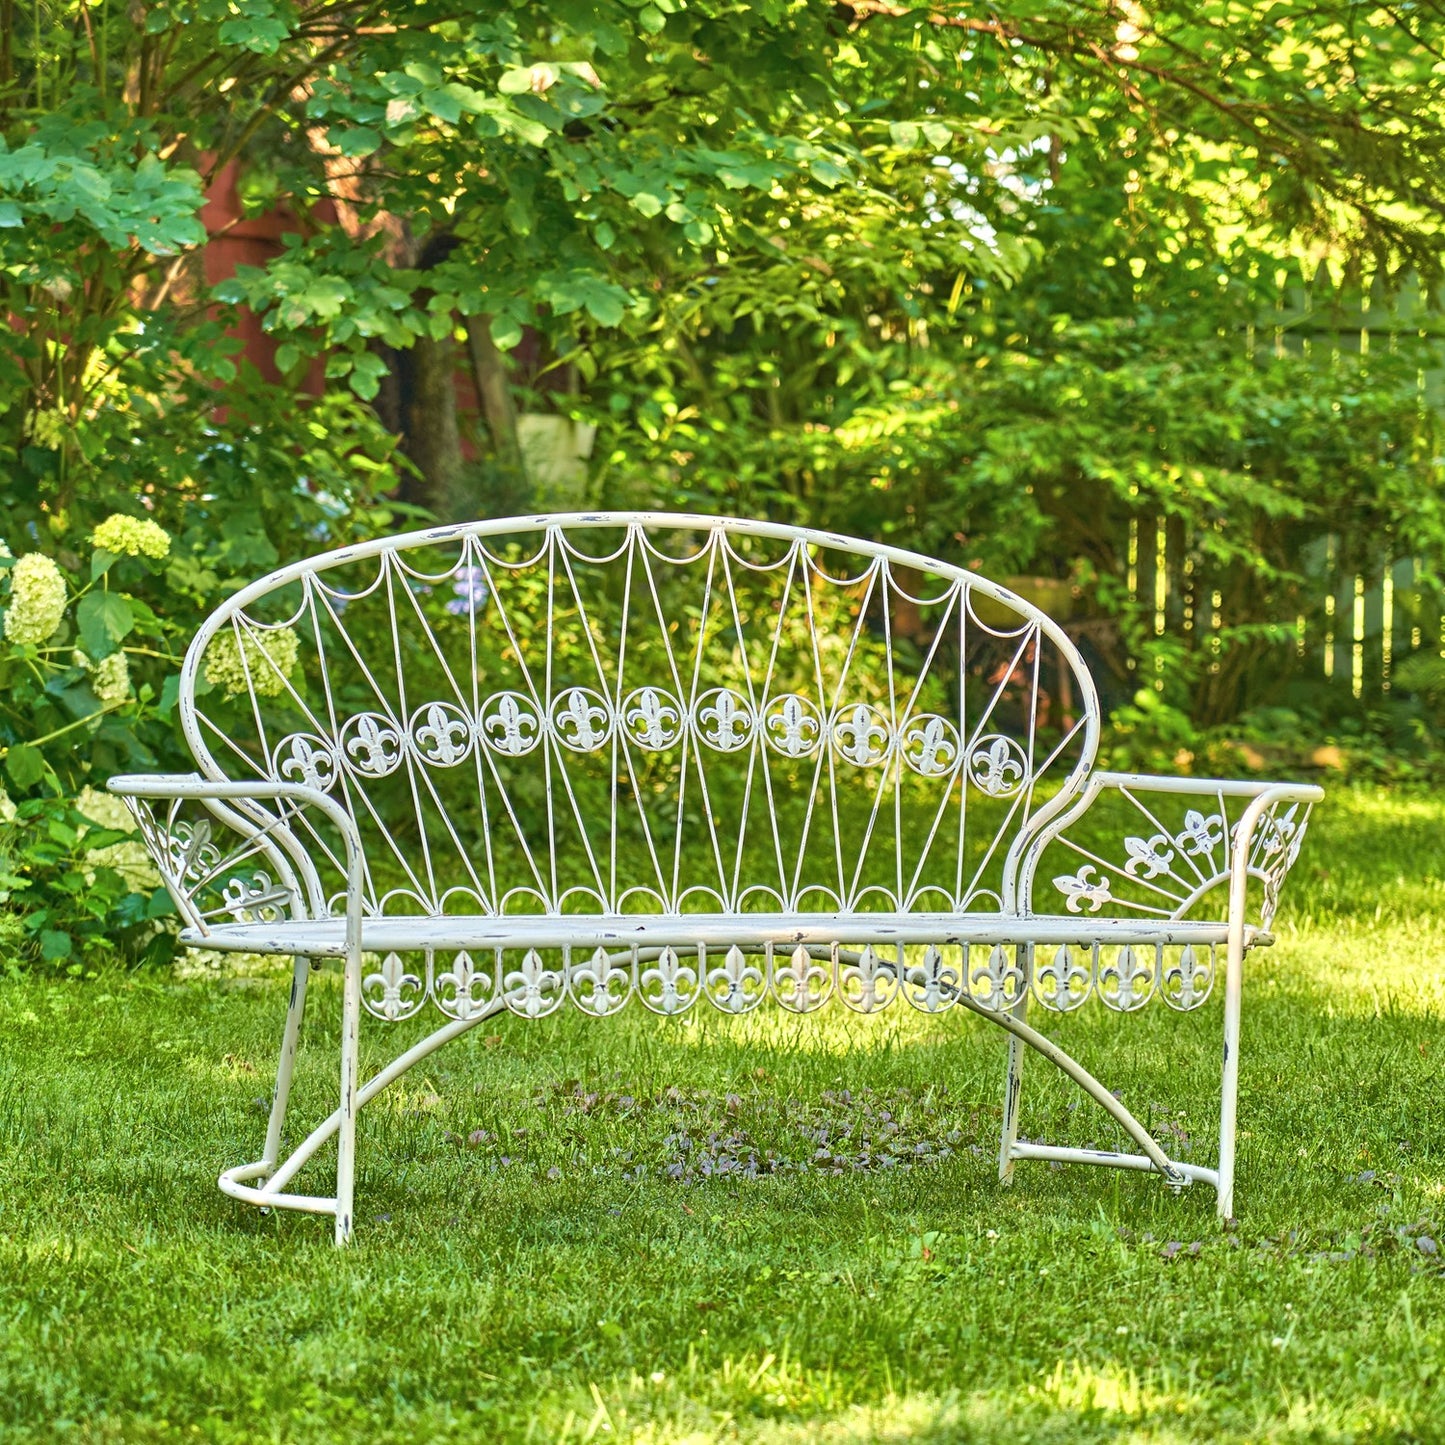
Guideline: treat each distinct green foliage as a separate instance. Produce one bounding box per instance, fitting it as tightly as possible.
[2,0,1445,969]
[0,382,409,971]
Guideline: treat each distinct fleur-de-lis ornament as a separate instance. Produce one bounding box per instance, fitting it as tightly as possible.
[1163,945,1212,1011]
[1123,833,1175,879]
[706,945,765,1013]
[1099,944,1154,1012]
[970,944,1025,1011]
[968,736,1026,796]
[342,713,404,777]
[363,951,426,1021]
[1032,943,1092,1012]
[1053,864,1113,914]
[839,944,899,1013]
[903,944,959,1013]
[570,947,631,1016]
[480,692,542,756]
[434,950,493,1019]
[772,943,833,1012]
[503,949,564,1017]
[764,694,822,757]
[220,870,293,923]
[1176,808,1224,858]
[639,946,699,1014]
[411,702,472,766]
[695,688,753,751]
[831,703,890,766]
[551,688,612,752]
[623,687,683,750]
[275,734,339,792]
[900,715,959,777]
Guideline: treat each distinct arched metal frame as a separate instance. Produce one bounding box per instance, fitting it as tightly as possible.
[109,514,1321,1244]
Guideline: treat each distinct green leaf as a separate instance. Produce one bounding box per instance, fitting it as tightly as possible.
[499,68,537,95]
[490,315,524,351]
[5,744,44,790]
[639,3,666,32]
[631,192,664,218]
[889,122,921,149]
[40,929,72,961]
[0,200,21,227]
[158,673,183,718]
[91,548,116,582]
[333,127,381,157]
[77,591,135,659]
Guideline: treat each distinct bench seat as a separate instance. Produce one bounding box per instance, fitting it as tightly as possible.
[180,911,1264,957]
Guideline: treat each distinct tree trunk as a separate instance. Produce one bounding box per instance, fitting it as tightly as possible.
[407,328,466,519]
[465,316,527,485]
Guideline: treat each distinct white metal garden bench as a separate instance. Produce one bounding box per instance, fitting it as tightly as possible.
[110,514,1320,1244]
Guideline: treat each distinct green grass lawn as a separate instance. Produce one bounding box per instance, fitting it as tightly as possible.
[1,785,1442,1442]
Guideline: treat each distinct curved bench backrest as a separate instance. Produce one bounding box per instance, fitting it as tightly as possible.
[179,515,1100,919]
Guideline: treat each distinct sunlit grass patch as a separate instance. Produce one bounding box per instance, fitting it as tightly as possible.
[0,784,1442,1442]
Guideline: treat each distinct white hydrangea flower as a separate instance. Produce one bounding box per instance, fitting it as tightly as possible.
[91,651,132,705]
[91,513,172,561]
[0,787,16,824]
[204,627,300,698]
[75,785,137,833]
[76,787,158,889]
[3,553,68,645]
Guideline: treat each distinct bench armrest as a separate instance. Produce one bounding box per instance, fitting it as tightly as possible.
[1009,772,1322,933]
[107,773,364,946]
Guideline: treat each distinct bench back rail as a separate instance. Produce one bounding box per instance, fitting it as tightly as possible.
[174,515,1101,925]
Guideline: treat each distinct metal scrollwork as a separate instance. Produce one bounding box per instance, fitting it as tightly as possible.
[550,688,614,753]
[693,688,754,752]
[478,691,543,757]
[273,733,340,792]
[830,703,891,768]
[705,944,766,1013]
[762,693,823,759]
[838,944,899,1013]
[899,714,960,778]
[967,735,1027,797]
[409,701,474,768]
[340,712,405,778]
[363,951,426,1022]
[622,687,685,751]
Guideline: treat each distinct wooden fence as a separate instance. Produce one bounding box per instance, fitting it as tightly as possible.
[1129,263,1444,705]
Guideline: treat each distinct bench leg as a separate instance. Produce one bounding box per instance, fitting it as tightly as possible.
[998,987,1029,1185]
[335,940,362,1247]
[1216,929,1245,1221]
[261,955,311,1181]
